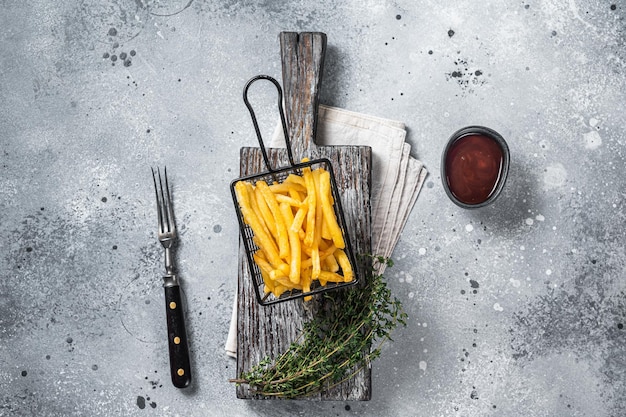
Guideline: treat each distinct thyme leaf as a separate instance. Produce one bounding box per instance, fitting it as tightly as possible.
[230,255,407,398]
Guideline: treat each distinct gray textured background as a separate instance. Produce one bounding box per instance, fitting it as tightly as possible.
[1,1,625,416]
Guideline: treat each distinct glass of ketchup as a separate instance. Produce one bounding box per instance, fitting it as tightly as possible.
[441,126,510,208]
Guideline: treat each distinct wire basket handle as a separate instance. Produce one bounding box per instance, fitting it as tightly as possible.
[243,75,295,171]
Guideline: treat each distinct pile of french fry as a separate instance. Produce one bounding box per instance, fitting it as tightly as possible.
[234,162,354,301]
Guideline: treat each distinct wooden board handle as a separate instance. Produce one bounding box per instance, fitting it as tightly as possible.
[279,31,327,161]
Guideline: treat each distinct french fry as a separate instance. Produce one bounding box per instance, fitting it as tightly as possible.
[253,252,274,276]
[278,174,306,202]
[251,236,289,275]
[269,268,286,280]
[302,167,316,247]
[318,270,346,283]
[280,202,301,284]
[324,252,340,273]
[301,244,337,268]
[270,269,300,289]
[321,217,332,240]
[277,263,290,277]
[319,170,345,249]
[315,170,332,241]
[269,182,306,194]
[288,187,304,202]
[301,267,312,301]
[260,268,274,294]
[311,168,324,280]
[334,249,354,282]
[256,253,292,291]
[273,284,288,297]
[254,185,277,238]
[252,236,270,260]
[311,248,321,281]
[275,194,304,208]
[290,201,308,233]
[244,182,271,238]
[284,173,306,187]
[257,180,290,260]
[277,278,302,290]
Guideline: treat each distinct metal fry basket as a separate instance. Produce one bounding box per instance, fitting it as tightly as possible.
[230,75,359,306]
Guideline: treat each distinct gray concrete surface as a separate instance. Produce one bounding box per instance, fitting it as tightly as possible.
[1,1,625,416]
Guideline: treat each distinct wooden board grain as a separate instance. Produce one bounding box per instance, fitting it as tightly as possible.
[235,31,373,400]
[279,32,326,159]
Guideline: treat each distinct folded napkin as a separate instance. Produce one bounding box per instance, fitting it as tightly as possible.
[225,105,427,358]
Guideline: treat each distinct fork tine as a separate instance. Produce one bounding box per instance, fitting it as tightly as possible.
[152,167,164,234]
[164,167,175,233]
[157,168,166,233]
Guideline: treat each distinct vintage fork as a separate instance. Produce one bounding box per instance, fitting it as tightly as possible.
[152,167,191,389]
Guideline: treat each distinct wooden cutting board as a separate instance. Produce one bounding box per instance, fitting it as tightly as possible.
[236,32,373,400]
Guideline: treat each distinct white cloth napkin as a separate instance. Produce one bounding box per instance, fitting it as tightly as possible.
[225,105,427,358]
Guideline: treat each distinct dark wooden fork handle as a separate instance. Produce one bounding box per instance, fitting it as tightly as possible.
[164,281,192,388]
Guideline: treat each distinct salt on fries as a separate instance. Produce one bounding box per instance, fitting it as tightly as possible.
[234,165,353,301]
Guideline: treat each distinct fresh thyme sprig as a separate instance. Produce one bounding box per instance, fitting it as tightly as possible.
[230,256,407,398]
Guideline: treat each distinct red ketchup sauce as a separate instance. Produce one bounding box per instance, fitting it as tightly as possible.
[444,134,504,205]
